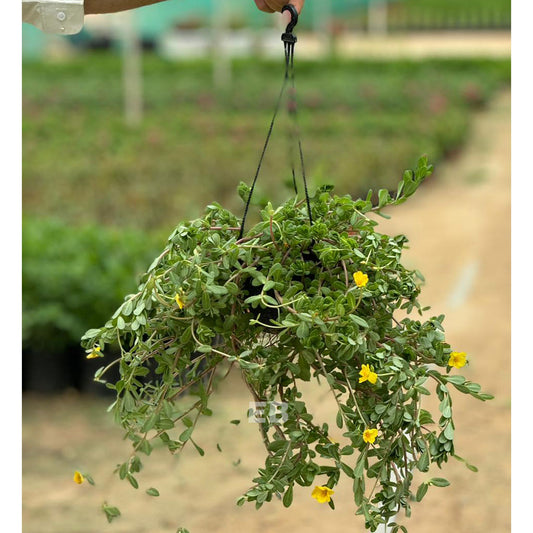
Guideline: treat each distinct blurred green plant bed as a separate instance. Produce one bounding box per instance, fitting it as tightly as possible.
[388,0,511,25]
[347,0,513,31]
[22,54,510,231]
[22,217,164,360]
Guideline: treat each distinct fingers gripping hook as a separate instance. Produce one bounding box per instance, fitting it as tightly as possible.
[281,4,298,44]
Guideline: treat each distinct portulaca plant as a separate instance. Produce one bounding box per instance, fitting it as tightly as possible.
[81,156,492,531]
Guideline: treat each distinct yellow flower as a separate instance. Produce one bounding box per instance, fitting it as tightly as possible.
[73,471,84,484]
[311,485,334,503]
[359,364,378,385]
[353,271,369,288]
[86,346,102,359]
[175,293,185,309]
[363,428,378,444]
[448,351,467,368]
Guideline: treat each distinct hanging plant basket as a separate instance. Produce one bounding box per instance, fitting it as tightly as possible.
[82,156,492,532]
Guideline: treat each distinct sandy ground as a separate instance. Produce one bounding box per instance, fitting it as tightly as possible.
[22,90,511,533]
[297,31,511,60]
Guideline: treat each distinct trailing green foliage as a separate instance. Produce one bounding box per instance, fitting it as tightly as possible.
[22,217,162,353]
[82,157,492,531]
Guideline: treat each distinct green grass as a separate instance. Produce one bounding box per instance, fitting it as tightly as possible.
[22,54,510,231]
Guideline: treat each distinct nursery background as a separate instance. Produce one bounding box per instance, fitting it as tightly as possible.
[22,1,511,532]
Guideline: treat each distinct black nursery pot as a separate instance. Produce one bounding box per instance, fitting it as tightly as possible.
[240,241,321,329]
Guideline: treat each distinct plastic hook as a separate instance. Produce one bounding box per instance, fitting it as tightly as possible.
[282,4,299,33]
[281,4,298,43]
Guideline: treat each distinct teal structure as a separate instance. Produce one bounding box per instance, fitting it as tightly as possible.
[22,0,391,58]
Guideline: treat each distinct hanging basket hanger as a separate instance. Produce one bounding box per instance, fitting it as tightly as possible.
[239,3,312,240]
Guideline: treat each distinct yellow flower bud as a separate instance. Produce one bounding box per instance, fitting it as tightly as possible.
[363,428,378,444]
[448,351,467,368]
[311,485,334,503]
[353,271,369,288]
[175,293,185,309]
[359,364,378,385]
[86,346,102,359]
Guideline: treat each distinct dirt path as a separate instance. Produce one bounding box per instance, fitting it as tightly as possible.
[375,89,511,533]
[22,90,511,533]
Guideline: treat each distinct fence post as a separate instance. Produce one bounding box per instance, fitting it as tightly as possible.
[312,0,335,58]
[368,0,388,36]
[120,11,143,127]
[211,0,231,90]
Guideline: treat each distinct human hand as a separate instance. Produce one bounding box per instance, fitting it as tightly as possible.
[253,1,305,15]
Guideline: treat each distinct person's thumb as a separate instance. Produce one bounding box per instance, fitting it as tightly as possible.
[280,1,304,26]
[290,0,305,14]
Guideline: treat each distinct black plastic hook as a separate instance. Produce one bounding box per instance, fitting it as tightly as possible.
[282,4,298,33]
[281,4,298,43]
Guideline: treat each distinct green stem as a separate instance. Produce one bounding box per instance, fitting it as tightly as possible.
[343,369,369,426]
